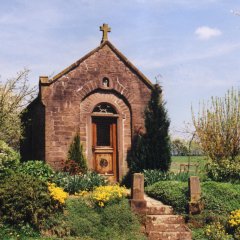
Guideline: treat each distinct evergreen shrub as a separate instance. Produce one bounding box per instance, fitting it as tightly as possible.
[0,173,55,229]
[127,84,171,173]
[144,84,171,171]
[68,134,87,173]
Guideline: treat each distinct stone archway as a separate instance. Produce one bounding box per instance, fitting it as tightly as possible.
[80,91,131,180]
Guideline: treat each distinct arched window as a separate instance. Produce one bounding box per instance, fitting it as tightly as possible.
[93,103,117,114]
[102,77,110,87]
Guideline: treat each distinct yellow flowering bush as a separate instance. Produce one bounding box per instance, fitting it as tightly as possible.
[92,185,127,207]
[48,183,69,204]
[228,209,240,228]
[204,222,232,240]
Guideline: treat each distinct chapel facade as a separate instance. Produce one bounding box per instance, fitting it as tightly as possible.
[21,24,154,181]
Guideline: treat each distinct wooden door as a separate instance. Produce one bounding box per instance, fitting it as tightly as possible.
[92,117,117,181]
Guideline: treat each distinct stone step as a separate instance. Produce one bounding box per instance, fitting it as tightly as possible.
[147,231,192,240]
[146,223,190,233]
[146,205,173,215]
[146,215,185,224]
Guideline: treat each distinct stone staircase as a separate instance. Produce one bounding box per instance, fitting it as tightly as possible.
[144,195,192,240]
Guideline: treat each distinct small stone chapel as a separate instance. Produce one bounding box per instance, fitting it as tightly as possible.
[21,24,155,181]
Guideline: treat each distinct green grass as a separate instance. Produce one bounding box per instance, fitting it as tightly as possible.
[171,156,207,174]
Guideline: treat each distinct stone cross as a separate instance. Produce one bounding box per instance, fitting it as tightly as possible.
[100,23,111,43]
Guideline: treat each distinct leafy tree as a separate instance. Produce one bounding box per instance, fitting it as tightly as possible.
[171,138,189,156]
[0,69,36,148]
[144,84,171,171]
[192,88,240,162]
[67,133,87,173]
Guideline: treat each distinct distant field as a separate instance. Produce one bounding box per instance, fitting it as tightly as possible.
[170,156,208,174]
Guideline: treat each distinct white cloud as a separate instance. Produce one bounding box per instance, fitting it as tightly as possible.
[195,26,222,40]
[133,42,240,70]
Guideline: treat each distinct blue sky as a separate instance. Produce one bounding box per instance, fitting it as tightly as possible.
[0,0,239,138]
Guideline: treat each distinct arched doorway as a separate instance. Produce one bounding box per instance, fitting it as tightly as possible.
[91,103,118,181]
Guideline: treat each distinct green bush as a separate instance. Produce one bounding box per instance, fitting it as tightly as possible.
[143,169,192,186]
[17,160,55,182]
[0,140,20,180]
[65,198,145,240]
[145,181,188,213]
[206,160,240,183]
[0,173,55,229]
[143,169,171,186]
[204,222,233,240]
[146,180,240,216]
[202,181,240,215]
[54,171,107,194]
[66,198,100,238]
[0,222,40,239]
[99,199,144,240]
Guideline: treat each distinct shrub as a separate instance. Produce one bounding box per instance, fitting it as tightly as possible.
[68,134,87,173]
[65,198,145,240]
[41,212,71,238]
[228,209,240,229]
[145,181,188,213]
[204,222,233,240]
[202,182,240,215]
[144,84,171,171]
[0,140,20,180]
[0,222,40,239]
[64,159,81,175]
[143,169,192,186]
[206,159,240,183]
[0,173,55,229]
[17,160,56,182]
[91,185,127,207]
[66,198,101,238]
[99,198,145,240]
[54,171,107,194]
[48,183,68,205]
[143,169,171,186]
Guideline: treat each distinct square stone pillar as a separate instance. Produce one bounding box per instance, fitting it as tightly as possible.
[188,176,203,214]
[130,173,147,213]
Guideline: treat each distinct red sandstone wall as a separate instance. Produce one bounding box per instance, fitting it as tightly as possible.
[38,44,152,177]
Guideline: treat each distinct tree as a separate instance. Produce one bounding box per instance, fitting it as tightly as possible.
[127,128,147,173]
[144,84,171,171]
[67,133,87,173]
[192,88,240,162]
[171,138,189,156]
[0,69,36,149]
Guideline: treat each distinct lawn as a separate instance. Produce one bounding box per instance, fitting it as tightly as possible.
[171,155,208,174]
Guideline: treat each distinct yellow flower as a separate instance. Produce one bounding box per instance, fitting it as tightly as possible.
[48,183,68,204]
[92,185,127,207]
[228,209,240,228]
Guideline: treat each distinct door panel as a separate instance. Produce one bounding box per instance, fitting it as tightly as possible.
[92,117,117,181]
